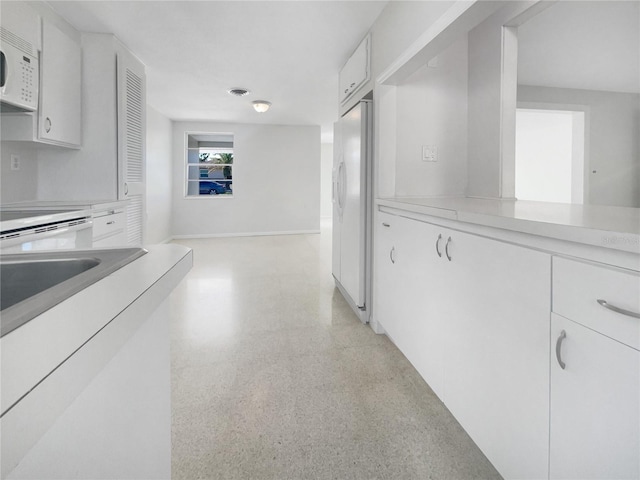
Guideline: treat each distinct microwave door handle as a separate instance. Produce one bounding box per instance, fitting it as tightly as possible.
[1,51,7,87]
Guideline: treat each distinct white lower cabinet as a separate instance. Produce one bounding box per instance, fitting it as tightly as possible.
[443,229,550,479]
[92,207,127,247]
[373,212,400,340]
[374,211,550,478]
[375,212,447,398]
[374,210,640,479]
[550,257,640,480]
[550,314,639,480]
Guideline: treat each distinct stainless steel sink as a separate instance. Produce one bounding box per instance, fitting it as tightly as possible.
[1,248,146,337]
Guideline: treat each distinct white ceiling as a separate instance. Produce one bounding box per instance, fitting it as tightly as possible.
[48,1,388,142]
[517,1,639,94]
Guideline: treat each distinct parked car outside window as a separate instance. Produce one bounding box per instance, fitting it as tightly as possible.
[199,181,226,195]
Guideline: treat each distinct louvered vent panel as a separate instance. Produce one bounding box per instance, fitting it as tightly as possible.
[125,69,144,182]
[1,26,35,55]
[127,195,143,245]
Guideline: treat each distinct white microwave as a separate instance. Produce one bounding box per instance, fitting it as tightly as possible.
[0,40,39,112]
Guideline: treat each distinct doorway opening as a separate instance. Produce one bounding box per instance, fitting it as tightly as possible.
[515,108,586,204]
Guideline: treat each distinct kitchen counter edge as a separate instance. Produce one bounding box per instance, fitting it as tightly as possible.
[0,243,193,415]
[376,196,640,257]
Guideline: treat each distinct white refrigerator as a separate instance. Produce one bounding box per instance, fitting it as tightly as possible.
[332,100,372,324]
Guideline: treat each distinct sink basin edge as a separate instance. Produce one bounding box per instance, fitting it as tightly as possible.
[0,248,147,337]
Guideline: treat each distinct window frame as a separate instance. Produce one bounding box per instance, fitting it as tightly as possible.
[184,132,235,199]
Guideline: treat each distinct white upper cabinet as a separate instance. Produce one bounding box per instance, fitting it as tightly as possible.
[339,35,370,105]
[1,11,82,148]
[38,19,81,147]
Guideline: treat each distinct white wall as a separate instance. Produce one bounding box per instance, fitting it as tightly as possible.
[340,0,455,119]
[466,13,503,199]
[320,142,333,218]
[517,1,639,95]
[394,36,468,197]
[0,142,38,204]
[518,85,640,207]
[145,106,173,244]
[465,3,535,200]
[368,1,457,198]
[172,122,320,237]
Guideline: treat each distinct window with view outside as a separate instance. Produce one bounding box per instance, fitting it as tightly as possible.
[186,133,234,196]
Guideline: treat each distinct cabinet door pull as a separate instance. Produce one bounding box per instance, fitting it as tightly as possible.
[435,234,442,257]
[556,330,567,370]
[445,236,452,261]
[390,246,395,264]
[44,117,52,133]
[382,222,390,227]
[596,299,640,319]
[106,221,116,225]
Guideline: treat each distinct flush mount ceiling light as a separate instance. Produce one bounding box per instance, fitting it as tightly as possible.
[228,88,250,97]
[252,100,271,113]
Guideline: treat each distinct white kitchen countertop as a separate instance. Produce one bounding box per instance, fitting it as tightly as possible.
[377,196,640,255]
[0,243,192,416]
[1,199,128,211]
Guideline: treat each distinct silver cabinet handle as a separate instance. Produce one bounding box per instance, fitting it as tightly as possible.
[390,246,395,264]
[597,299,640,319]
[382,222,390,227]
[44,117,52,133]
[124,183,129,195]
[556,330,567,370]
[445,236,452,261]
[350,82,356,87]
[106,221,116,225]
[435,234,442,257]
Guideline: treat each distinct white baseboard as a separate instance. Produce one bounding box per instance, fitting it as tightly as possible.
[172,230,321,240]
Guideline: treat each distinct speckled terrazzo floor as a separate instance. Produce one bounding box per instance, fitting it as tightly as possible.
[169,222,502,480]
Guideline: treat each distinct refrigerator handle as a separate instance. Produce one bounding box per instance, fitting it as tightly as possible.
[337,161,345,212]
[332,167,336,204]
[340,160,347,211]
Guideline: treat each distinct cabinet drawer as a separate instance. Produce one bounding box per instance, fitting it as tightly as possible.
[92,212,126,240]
[377,211,396,231]
[553,256,640,350]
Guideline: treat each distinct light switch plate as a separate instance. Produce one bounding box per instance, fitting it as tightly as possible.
[422,145,437,162]
[10,154,20,171]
